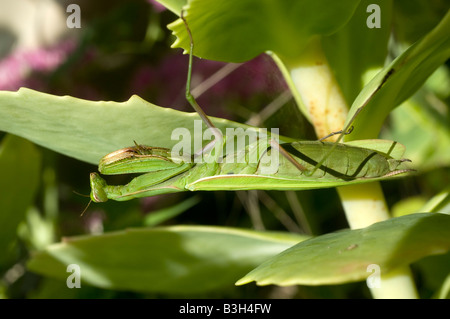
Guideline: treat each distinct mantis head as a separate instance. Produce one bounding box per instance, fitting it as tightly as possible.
[90,172,108,203]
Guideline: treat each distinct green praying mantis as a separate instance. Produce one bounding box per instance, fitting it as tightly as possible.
[89,13,412,204]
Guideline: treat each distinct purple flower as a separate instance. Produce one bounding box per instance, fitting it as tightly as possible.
[0,39,76,91]
[147,0,167,12]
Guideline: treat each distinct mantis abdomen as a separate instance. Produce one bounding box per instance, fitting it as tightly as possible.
[263,141,402,180]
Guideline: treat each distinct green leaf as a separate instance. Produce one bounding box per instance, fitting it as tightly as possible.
[322,0,393,104]
[168,0,360,62]
[27,226,307,293]
[0,88,257,165]
[419,186,450,215]
[0,135,41,267]
[344,10,450,141]
[436,272,450,299]
[236,213,450,286]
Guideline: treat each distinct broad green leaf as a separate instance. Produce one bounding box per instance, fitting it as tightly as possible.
[236,213,450,286]
[0,134,41,267]
[0,88,257,165]
[168,0,360,63]
[344,10,450,141]
[27,226,307,293]
[322,0,393,105]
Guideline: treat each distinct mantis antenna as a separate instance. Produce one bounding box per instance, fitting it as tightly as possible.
[73,190,92,216]
[80,199,92,217]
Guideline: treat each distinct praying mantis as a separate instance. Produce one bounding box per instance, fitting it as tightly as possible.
[89,14,412,204]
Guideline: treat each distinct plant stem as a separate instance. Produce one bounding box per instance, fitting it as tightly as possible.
[338,183,419,298]
[337,183,390,229]
[369,264,419,299]
[270,39,419,299]
[269,37,347,142]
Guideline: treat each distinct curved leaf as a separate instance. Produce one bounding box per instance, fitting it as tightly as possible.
[237,213,450,286]
[344,10,450,141]
[322,0,393,104]
[0,88,255,165]
[27,226,307,293]
[168,0,360,62]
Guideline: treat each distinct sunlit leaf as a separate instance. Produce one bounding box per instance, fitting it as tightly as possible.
[28,226,307,293]
[168,0,360,62]
[237,213,450,286]
[322,0,393,104]
[0,88,256,165]
[344,11,450,140]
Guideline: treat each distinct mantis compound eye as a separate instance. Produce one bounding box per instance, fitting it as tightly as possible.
[90,173,108,203]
